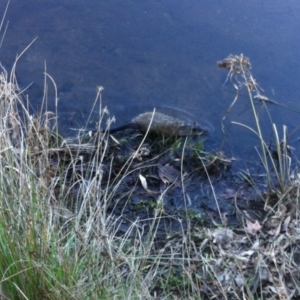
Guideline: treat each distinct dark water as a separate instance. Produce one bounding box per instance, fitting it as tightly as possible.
[2,0,300,164]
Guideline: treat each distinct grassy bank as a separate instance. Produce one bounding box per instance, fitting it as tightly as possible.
[0,53,299,300]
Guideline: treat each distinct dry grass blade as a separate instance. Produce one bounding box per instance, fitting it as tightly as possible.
[218,54,294,191]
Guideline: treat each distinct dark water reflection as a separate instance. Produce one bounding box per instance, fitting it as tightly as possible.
[2,0,300,163]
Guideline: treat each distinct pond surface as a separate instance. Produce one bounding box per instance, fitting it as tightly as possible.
[2,0,300,165]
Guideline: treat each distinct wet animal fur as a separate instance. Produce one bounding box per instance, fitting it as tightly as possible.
[109,112,209,136]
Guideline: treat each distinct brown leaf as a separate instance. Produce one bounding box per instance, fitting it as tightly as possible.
[157,164,181,186]
[245,219,261,236]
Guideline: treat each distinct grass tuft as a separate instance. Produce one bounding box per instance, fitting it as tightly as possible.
[218,54,292,192]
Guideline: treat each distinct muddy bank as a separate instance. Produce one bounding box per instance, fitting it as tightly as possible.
[49,121,266,241]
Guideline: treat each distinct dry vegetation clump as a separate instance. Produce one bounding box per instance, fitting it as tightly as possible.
[0,60,224,299]
[214,54,300,298]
